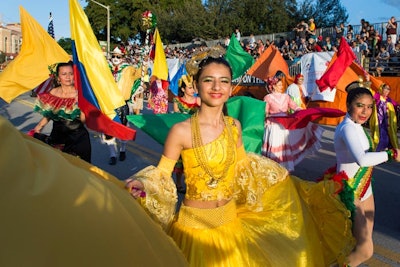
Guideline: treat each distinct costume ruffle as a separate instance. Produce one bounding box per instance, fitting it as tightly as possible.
[173,97,200,114]
[133,165,178,229]
[262,120,324,171]
[133,152,355,266]
[34,92,81,121]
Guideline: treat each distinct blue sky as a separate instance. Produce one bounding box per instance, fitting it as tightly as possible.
[1,0,399,40]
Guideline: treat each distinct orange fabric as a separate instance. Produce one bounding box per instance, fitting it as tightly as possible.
[375,76,400,103]
[247,45,291,80]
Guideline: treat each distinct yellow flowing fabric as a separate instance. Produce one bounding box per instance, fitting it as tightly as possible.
[0,116,187,267]
[132,117,355,267]
[0,6,70,103]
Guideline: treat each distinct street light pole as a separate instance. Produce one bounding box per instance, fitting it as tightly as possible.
[89,0,110,58]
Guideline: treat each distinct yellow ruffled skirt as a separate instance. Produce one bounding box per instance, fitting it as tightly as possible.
[168,174,355,267]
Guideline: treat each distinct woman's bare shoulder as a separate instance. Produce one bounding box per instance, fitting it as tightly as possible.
[168,118,191,141]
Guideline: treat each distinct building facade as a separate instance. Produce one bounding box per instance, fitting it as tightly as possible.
[0,23,22,58]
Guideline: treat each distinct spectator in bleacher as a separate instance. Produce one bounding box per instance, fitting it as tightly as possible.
[282,47,294,61]
[386,36,396,56]
[297,37,310,56]
[306,18,317,40]
[335,23,345,39]
[359,37,370,56]
[290,39,298,51]
[345,32,354,44]
[265,39,272,48]
[224,36,230,47]
[280,39,290,52]
[256,39,265,56]
[346,24,354,36]
[375,45,390,76]
[386,16,397,44]
[248,34,256,49]
[322,36,334,51]
[373,29,383,54]
[351,40,360,54]
[308,38,322,52]
[293,20,308,41]
[360,27,369,41]
[367,25,377,56]
[235,27,241,42]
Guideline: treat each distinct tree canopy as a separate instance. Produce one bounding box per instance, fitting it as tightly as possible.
[80,0,348,45]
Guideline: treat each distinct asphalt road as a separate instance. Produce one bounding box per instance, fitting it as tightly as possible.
[1,92,400,266]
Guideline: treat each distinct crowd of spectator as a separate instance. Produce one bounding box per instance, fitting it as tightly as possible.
[118,17,400,77]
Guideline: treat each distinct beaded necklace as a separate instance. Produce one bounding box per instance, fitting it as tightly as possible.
[191,111,235,189]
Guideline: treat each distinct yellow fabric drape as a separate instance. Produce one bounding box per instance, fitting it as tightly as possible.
[152,28,169,81]
[0,6,70,103]
[0,115,187,267]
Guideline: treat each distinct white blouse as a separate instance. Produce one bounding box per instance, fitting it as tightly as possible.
[334,114,388,179]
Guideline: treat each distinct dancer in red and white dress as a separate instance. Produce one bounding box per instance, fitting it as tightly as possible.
[262,76,324,171]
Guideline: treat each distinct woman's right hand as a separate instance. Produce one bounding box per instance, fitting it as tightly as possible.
[125,178,145,198]
[33,125,42,133]
[394,149,400,162]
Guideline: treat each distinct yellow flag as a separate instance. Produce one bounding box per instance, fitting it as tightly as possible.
[152,28,169,81]
[0,6,70,103]
[69,0,125,118]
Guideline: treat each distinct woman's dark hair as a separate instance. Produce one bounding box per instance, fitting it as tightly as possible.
[56,61,73,75]
[178,80,187,97]
[194,57,232,82]
[273,70,286,80]
[194,57,232,115]
[53,61,74,87]
[345,84,373,106]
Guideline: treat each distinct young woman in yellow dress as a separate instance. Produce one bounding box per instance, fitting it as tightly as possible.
[125,46,355,266]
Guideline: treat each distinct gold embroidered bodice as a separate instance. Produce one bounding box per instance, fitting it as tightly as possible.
[181,117,239,201]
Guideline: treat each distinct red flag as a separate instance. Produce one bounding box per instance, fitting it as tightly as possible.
[247,45,290,80]
[269,107,345,129]
[316,37,356,92]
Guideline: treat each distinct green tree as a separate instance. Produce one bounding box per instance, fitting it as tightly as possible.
[309,0,348,28]
[154,0,210,43]
[58,38,73,54]
[81,0,349,44]
[82,0,152,44]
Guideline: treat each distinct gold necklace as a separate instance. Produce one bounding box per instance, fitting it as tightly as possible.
[191,111,235,188]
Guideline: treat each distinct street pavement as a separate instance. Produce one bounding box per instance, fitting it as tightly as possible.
[1,92,400,266]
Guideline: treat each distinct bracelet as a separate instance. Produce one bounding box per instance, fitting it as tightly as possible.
[386,149,397,161]
[386,149,393,161]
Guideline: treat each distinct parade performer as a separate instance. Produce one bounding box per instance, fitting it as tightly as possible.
[102,47,140,165]
[286,73,309,111]
[32,61,91,163]
[172,74,201,193]
[125,46,355,266]
[147,76,169,114]
[324,82,400,266]
[262,75,323,171]
[369,83,399,151]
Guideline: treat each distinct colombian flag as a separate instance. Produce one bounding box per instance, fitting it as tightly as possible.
[69,0,135,140]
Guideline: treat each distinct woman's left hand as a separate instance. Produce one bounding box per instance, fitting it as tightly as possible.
[125,178,146,198]
[394,148,400,162]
